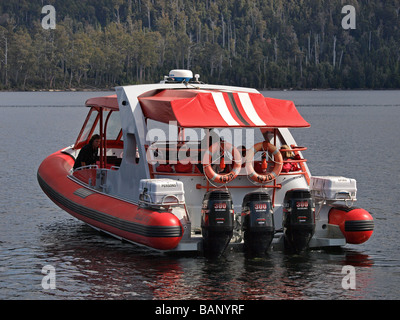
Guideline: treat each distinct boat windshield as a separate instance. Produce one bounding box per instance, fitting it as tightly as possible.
[75,108,99,149]
[75,108,123,150]
[73,106,123,170]
[105,111,122,141]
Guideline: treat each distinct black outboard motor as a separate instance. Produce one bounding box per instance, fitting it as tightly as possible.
[283,189,315,253]
[201,190,234,257]
[241,192,275,256]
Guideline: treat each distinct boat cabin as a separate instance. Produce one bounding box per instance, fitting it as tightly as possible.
[68,83,311,229]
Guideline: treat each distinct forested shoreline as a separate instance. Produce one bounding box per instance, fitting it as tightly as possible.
[0,0,399,90]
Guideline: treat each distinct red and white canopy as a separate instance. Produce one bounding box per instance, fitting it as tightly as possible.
[138,89,310,128]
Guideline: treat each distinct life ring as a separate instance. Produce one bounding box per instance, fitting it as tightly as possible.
[202,141,242,184]
[245,141,283,183]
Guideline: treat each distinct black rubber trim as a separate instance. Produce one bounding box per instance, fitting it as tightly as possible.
[37,173,182,238]
[345,220,374,232]
[227,92,250,126]
[332,206,360,213]
[61,151,76,161]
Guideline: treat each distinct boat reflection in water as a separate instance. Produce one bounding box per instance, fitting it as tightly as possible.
[38,220,374,299]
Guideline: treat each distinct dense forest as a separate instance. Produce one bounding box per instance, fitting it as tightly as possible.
[0,0,399,90]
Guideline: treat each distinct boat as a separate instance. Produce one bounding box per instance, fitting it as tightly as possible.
[37,69,374,256]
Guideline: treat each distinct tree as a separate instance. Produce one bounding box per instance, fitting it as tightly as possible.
[0,25,9,88]
[0,0,399,90]
[9,28,36,89]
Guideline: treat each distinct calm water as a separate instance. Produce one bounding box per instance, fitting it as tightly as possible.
[1,90,400,300]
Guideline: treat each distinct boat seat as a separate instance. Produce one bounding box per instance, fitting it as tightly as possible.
[174,163,193,173]
[156,164,174,173]
[174,163,202,174]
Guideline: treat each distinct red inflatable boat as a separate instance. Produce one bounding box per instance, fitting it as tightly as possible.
[37,69,374,255]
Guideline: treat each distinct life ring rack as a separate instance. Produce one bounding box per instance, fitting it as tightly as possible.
[202,141,242,184]
[245,141,283,184]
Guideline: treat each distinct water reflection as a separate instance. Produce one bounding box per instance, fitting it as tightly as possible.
[3,98,399,300]
[36,220,374,300]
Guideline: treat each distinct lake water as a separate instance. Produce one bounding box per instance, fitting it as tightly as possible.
[1,90,400,302]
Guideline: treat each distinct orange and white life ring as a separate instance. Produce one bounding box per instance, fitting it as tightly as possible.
[245,141,283,183]
[202,141,242,184]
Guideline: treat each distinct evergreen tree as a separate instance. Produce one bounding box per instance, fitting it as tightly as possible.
[0,0,398,90]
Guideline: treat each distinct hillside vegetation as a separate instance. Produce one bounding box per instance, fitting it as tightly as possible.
[0,0,399,90]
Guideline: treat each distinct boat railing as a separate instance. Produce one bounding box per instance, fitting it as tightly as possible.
[145,143,308,178]
[71,165,98,186]
[145,143,310,207]
[70,164,121,194]
[138,193,185,209]
[72,165,99,171]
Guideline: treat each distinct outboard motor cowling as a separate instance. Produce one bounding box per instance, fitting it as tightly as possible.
[201,190,234,257]
[283,189,315,253]
[241,192,275,256]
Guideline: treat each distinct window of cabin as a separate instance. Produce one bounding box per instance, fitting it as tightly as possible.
[75,108,100,149]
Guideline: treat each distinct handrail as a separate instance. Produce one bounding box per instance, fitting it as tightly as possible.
[71,165,98,187]
[281,146,307,152]
[280,170,307,176]
[145,144,308,152]
[72,165,99,173]
[153,172,203,176]
[147,158,307,165]
[147,143,308,209]
[196,184,282,190]
[152,170,307,177]
[146,143,310,195]
[145,143,307,160]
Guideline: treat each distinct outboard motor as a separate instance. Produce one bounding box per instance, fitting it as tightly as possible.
[283,189,315,253]
[201,190,234,257]
[241,192,275,256]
